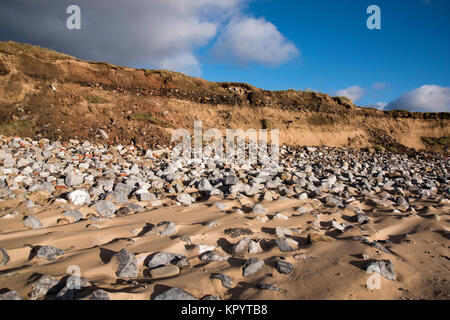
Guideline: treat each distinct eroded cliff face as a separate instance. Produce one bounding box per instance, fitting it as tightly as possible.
[0,41,448,152]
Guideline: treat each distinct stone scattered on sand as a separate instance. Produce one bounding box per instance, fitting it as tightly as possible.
[275,238,295,252]
[200,251,231,262]
[224,228,253,238]
[0,248,10,266]
[67,189,91,206]
[63,209,83,223]
[153,287,198,300]
[28,275,61,300]
[24,215,43,230]
[0,290,22,300]
[115,249,138,278]
[94,200,117,218]
[210,273,233,289]
[36,246,65,261]
[87,289,110,300]
[366,259,396,281]
[242,258,265,278]
[147,252,185,269]
[276,260,294,275]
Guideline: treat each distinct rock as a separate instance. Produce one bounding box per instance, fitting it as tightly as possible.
[198,178,213,192]
[332,220,345,231]
[214,202,228,211]
[202,295,221,300]
[257,284,283,292]
[366,259,396,281]
[354,213,369,224]
[232,237,260,254]
[252,203,266,215]
[88,289,110,300]
[28,275,61,299]
[147,252,184,269]
[210,273,233,289]
[149,265,180,279]
[67,189,91,206]
[28,189,51,203]
[274,238,295,252]
[0,290,22,300]
[0,248,9,266]
[200,251,231,262]
[56,275,89,300]
[24,215,43,229]
[224,228,253,238]
[63,209,83,223]
[307,232,334,244]
[116,206,131,217]
[276,260,294,275]
[243,258,265,278]
[177,193,193,205]
[196,245,216,254]
[275,227,292,238]
[94,200,117,218]
[115,249,138,278]
[153,287,198,300]
[65,173,84,187]
[147,221,176,236]
[225,174,238,186]
[36,246,65,260]
[99,129,109,140]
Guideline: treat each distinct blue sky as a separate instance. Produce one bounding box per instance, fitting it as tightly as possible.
[0,0,449,111]
[199,0,450,110]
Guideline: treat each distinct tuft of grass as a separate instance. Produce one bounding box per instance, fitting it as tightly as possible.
[84,94,110,104]
[0,120,34,136]
[0,41,75,61]
[421,136,449,146]
[261,118,272,129]
[130,113,172,127]
[373,145,385,152]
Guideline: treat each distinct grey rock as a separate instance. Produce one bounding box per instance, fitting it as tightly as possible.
[153,287,198,300]
[200,251,231,262]
[252,203,266,215]
[366,259,396,281]
[65,173,84,187]
[1,248,10,266]
[94,200,117,218]
[67,189,91,206]
[115,249,138,278]
[210,273,233,289]
[63,209,83,222]
[242,258,265,278]
[147,252,185,269]
[274,238,295,252]
[276,260,294,275]
[88,289,110,300]
[36,246,65,260]
[24,215,43,230]
[28,275,61,299]
[177,193,193,205]
[0,290,22,300]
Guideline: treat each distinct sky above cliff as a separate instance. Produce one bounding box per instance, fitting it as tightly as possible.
[0,0,449,112]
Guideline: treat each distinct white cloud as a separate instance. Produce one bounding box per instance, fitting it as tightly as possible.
[333,85,366,102]
[1,0,299,75]
[386,85,450,112]
[211,16,299,67]
[366,102,388,110]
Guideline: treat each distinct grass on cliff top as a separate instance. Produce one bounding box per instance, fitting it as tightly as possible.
[130,113,173,128]
[0,41,75,61]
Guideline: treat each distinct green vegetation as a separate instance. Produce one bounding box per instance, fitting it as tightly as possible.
[421,136,449,146]
[373,145,385,152]
[130,113,173,127]
[84,94,110,104]
[0,120,34,136]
